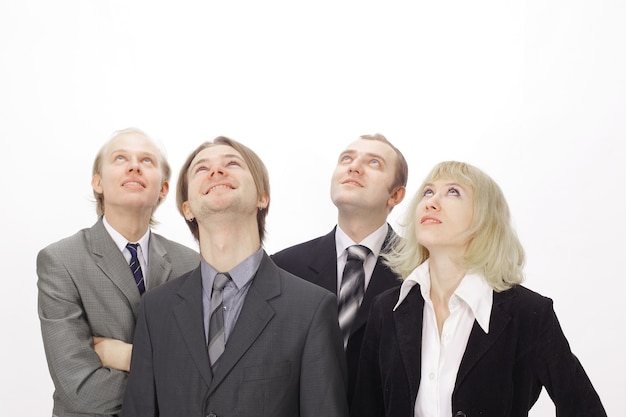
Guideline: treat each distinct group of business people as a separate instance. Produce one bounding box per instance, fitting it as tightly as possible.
[37,128,607,416]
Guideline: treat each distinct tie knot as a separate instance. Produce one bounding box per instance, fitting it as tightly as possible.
[213,273,231,291]
[347,245,369,262]
[126,242,140,253]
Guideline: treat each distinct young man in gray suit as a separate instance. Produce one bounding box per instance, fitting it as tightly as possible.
[37,128,199,417]
[271,134,408,406]
[122,137,348,417]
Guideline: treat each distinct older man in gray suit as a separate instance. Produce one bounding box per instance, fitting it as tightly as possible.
[122,137,348,417]
[37,128,199,417]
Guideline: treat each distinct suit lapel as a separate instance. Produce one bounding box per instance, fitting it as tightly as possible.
[454,289,514,390]
[173,267,213,388]
[89,219,142,315]
[394,286,423,402]
[147,233,173,288]
[308,229,339,294]
[207,254,278,395]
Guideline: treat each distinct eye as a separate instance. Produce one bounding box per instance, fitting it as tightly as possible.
[340,155,352,163]
[226,159,241,167]
[115,154,126,162]
[194,165,209,174]
[447,187,460,196]
[142,157,154,164]
[422,188,434,197]
[369,159,381,167]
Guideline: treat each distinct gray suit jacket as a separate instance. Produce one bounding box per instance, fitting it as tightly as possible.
[121,253,349,417]
[37,218,199,417]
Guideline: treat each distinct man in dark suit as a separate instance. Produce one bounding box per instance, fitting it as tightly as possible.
[37,128,199,417]
[122,137,348,417]
[271,133,408,405]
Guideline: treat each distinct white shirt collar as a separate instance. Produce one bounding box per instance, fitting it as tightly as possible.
[393,259,493,333]
[102,216,151,263]
[335,222,388,259]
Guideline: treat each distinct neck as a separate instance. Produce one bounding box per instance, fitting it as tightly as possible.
[104,209,151,242]
[427,254,467,305]
[197,214,260,272]
[337,211,387,243]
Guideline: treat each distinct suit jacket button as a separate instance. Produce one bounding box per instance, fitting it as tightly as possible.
[454,412,467,417]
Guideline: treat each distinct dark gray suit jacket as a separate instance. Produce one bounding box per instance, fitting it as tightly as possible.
[122,253,349,417]
[352,284,607,417]
[270,225,402,404]
[37,218,199,417]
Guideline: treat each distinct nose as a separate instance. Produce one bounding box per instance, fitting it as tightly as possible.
[127,156,142,173]
[424,195,440,211]
[347,157,363,174]
[208,164,226,178]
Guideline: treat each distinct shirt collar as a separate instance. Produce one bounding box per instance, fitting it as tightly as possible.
[201,247,264,290]
[335,222,388,259]
[102,215,151,263]
[393,259,493,333]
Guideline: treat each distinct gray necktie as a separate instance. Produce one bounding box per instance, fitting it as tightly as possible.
[338,245,370,348]
[208,273,231,369]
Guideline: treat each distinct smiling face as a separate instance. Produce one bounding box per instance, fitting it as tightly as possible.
[91,131,168,217]
[181,144,268,225]
[415,177,474,255]
[330,138,403,218]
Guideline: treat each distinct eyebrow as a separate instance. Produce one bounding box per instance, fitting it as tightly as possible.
[110,149,158,160]
[190,153,245,172]
[340,150,387,163]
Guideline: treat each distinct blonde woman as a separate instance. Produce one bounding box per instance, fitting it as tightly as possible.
[351,161,606,417]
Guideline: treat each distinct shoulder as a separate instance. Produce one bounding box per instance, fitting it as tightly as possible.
[496,284,553,310]
[37,225,93,262]
[144,267,198,302]
[370,284,403,312]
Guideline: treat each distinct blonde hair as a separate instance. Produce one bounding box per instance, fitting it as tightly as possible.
[385,161,524,292]
[92,127,171,225]
[176,136,270,242]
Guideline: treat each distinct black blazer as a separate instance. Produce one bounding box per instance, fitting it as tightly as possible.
[352,283,607,417]
[271,225,401,403]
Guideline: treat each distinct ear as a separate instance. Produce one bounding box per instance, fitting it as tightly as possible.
[257,192,269,210]
[158,180,170,202]
[387,186,406,209]
[181,200,194,221]
[91,174,103,194]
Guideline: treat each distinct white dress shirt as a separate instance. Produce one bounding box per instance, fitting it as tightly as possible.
[394,260,493,417]
[102,216,151,289]
[335,222,388,292]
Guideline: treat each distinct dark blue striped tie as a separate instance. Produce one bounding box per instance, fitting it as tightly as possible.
[126,243,145,295]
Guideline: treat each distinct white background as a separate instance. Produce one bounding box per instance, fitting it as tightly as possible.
[1,1,623,415]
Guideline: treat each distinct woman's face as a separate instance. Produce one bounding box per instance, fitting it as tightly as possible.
[414,177,474,254]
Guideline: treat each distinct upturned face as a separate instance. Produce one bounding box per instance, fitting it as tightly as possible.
[415,177,474,255]
[330,139,399,215]
[181,145,267,221]
[91,132,168,214]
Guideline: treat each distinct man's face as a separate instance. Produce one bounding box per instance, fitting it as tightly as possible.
[330,139,399,215]
[181,145,266,222]
[91,132,168,214]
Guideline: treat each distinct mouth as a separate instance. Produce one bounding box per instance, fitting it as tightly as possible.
[341,179,363,187]
[420,216,441,225]
[205,183,234,194]
[122,180,145,188]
